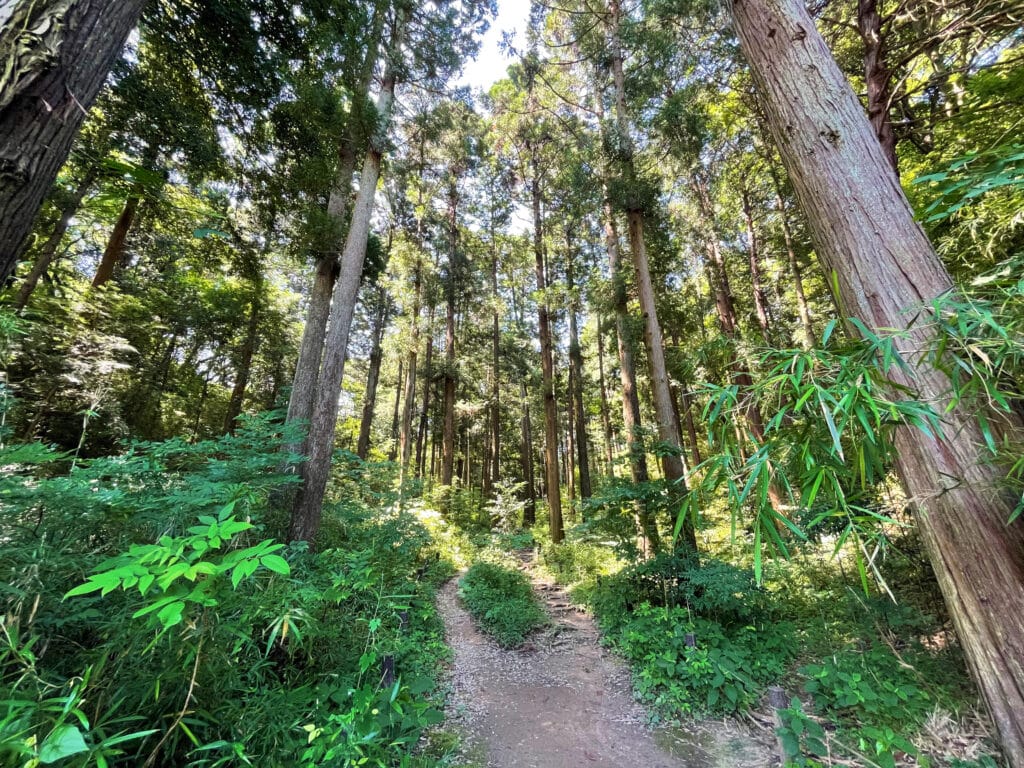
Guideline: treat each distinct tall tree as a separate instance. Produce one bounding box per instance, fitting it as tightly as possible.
[732,0,1024,761]
[289,5,409,543]
[604,0,693,551]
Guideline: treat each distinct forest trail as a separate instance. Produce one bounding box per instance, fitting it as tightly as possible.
[436,553,772,768]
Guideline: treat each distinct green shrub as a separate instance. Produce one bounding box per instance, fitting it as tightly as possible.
[0,423,451,766]
[458,562,547,647]
[596,603,795,717]
[539,539,622,587]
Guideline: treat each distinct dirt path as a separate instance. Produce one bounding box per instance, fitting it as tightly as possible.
[436,556,773,768]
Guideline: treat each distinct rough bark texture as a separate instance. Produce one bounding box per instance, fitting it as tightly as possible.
[857,0,899,174]
[289,12,405,543]
[284,255,338,456]
[357,292,389,459]
[733,1,1024,761]
[0,0,148,282]
[15,166,96,310]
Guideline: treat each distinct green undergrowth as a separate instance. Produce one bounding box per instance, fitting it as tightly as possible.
[0,416,459,767]
[533,525,999,767]
[457,561,547,648]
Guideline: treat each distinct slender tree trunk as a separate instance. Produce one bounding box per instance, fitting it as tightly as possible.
[520,378,537,526]
[440,186,459,487]
[416,306,435,478]
[699,186,789,518]
[388,360,403,462]
[596,320,616,478]
[0,0,148,282]
[486,237,501,496]
[357,291,389,459]
[857,0,899,174]
[92,192,141,287]
[283,9,384,458]
[289,12,406,543]
[399,262,421,477]
[223,289,261,433]
[606,0,690,551]
[741,187,772,344]
[530,144,563,543]
[680,386,703,468]
[768,165,816,348]
[285,256,338,456]
[566,228,592,499]
[15,167,97,310]
[733,1,1024,760]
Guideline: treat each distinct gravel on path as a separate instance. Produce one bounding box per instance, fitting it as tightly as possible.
[435,554,774,768]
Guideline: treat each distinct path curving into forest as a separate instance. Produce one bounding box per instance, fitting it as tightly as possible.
[436,556,772,768]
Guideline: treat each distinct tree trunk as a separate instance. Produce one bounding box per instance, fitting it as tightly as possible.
[388,360,403,462]
[440,186,459,487]
[15,167,97,310]
[699,183,789,519]
[223,289,260,433]
[606,0,689,551]
[92,192,140,287]
[282,9,384,459]
[856,0,899,174]
[566,227,592,499]
[741,187,772,344]
[399,261,421,478]
[486,236,501,496]
[285,255,338,457]
[596,320,616,478]
[289,11,406,543]
[732,1,1024,761]
[627,210,695,552]
[0,0,147,282]
[520,378,537,526]
[680,386,702,468]
[357,290,389,459]
[416,305,435,478]
[531,144,563,543]
[768,164,816,348]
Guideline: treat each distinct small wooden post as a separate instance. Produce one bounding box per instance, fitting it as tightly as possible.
[768,685,788,765]
[381,655,396,687]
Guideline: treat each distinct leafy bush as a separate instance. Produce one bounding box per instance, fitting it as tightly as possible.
[458,562,547,647]
[592,552,770,628]
[597,603,794,717]
[539,539,622,587]
[0,422,452,766]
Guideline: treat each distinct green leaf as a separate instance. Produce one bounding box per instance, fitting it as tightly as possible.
[260,554,290,575]
[38,724,89,763]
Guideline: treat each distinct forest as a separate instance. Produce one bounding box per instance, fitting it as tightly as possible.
[1,0,1022,766]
